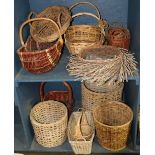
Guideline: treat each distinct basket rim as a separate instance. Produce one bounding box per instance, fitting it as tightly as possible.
[30,100,68,126]
[93,101,133,128]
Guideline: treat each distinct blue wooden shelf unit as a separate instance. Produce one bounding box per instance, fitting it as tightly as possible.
[14,0,140,154]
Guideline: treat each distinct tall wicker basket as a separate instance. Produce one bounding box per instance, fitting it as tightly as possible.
[93,101,133,151]
[30,100,68,147]
[82,82,124,111]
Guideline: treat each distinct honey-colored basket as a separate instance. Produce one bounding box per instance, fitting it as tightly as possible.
[29,6,71,42]
[30,100,68,148]
[93,101,133,151]
[82,82,124,111]
[68,111,95,154]
[64,12,105,55]
[17,17,63,74]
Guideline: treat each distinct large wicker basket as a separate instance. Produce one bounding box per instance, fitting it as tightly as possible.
[82,82,124,111]
[64,12,105,55]
[30,100,68,147]
[93,101,133,151]
[29,6,71,42]
[17,17,63,74]
[68,111,95,154]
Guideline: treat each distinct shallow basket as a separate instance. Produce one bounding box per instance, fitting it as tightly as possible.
[82,82,124,111]
[93,101,133,151]
[30,100,68,147]
[17,17,63,74]
[68,111,95,154]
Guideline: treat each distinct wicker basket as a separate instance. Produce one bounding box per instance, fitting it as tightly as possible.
[68,111,95,154]
[29,6,71,42]
[82,82,124,111]
[93,101,133,151]
[64,12,105,55]
[17,17,63,74]
[30,100,68,147]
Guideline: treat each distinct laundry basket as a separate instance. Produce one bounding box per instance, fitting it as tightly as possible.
[93,101,133,151]
[82,82,124,111]
[30,100,68,147]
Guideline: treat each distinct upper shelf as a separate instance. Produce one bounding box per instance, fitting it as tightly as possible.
[15,47,140,84]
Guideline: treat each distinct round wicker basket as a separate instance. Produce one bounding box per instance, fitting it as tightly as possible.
[93,101,133,151]
[82,82,124,111]
[30,100,68,147]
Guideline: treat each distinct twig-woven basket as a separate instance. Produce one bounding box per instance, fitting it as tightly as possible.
[17,17,63,74]
[67,45,138,85]
[30,100,68,147]
[68,111,95,154]
[82,82,124,111]
[29,6,71,42]
[93,101,133,151]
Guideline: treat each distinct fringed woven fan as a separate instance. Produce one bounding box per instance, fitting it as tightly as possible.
[67,45,138,86]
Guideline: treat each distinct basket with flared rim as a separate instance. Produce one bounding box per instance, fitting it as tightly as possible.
[92,101,133,151]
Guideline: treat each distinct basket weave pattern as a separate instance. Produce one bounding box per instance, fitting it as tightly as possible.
[93,101,133,151]
[30,101,68,147]
[82,82,124,111]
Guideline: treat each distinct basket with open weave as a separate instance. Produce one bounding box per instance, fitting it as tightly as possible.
[17,17,63,74]
[30,100,68,147]
[93,101,133,151]
[67,45,138,85]
[28,6,71,42]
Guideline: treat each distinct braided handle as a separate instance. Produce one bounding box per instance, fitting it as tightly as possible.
[19,17,63,47]
[70,1,101,19]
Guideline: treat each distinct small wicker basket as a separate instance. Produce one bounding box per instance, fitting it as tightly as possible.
[68,111,95,154]
[93,101,133,151]
[82,82,124,111]
[30,100,68,147]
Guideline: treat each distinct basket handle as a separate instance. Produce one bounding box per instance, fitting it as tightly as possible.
[19,17,63,47]
[40,82,73,102]
[27,11,37,28]
[69,1,101,19]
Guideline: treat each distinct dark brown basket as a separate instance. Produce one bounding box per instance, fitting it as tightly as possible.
[40,82,74,116]
[17,18,63,74]
[93,101,133,151]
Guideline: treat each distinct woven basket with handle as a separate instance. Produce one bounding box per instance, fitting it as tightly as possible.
[93,101,133,151]
[17,17,63,74]
[30,100,68,148]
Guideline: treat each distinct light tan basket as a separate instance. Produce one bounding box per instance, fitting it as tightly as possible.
[82,82,124,111]
[68,111,95,154]
[93,101,133,151]
[30,100,68,147]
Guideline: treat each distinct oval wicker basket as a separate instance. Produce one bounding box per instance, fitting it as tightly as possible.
[29,6,71,42]
[17,17,63,74]
[30,100,68,148]
[82,82,124,111]
[64,12,105,55]
[93,101,133,151]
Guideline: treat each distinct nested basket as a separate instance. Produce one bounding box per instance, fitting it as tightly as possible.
[17,17,63,74]
[93,101,133,151]
[107,22,130,50]
[82,82,124,111]
[30,100,68,147]
[29,6,71,42]
[68,111,95,154]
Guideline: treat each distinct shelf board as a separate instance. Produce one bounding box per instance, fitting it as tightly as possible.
[15,47,139,83]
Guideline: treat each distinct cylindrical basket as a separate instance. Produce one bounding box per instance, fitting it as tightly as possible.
[93,101,133,151]
[30,100,68,147]
[17,17,63,74]
[82,82,124,111]
[68,111,95,154]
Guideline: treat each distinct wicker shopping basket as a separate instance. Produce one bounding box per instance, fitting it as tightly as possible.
[82,81,124,111]
[28,6,71,42]
[17,17,63,74]
[68,111,95,154]
[30,100,68,147]
[93,101,133,151]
